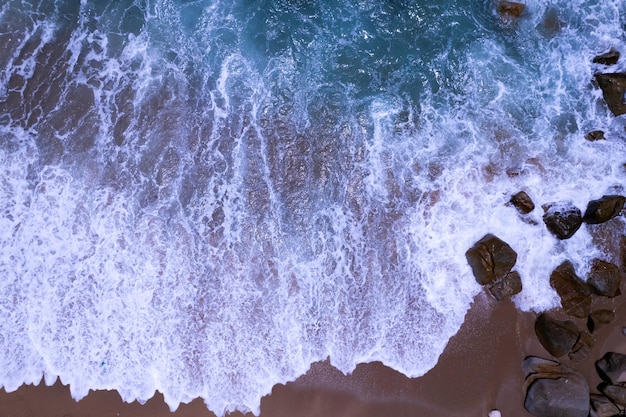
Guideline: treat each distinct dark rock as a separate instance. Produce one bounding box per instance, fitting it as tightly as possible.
[523,356,589,417]
[583,195,625,224]
[593,49,621,66]
[568,331,594,362]
[590,393,621,417]
[601,383,626,407]
[542,202,582,239]
[585,130,605,141]
[536,7,561,37]
[587,259,621,298]
[534,313,580,358]
[588,309,616,333]
[466,234,517,285]
[594,73,626,116]
[549,261,591,318]
[489,270,522,300]
[596,352,626,384]
[498,1,525,18]
[510,191,535,214]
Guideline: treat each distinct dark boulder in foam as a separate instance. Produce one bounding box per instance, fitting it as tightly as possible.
[510,191,535,214]
[587,259,621,298]
[585,130,605,141]
[498,1,525,19]
[466,234,517,285]
[594,73,626,116]
[542,201,582,240]
[489,270,522,300]
[523,356,589,417]
[549,261,591,318]
[593,49,620,66]
[583,195,625,224]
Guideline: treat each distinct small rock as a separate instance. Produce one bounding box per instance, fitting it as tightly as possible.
[549,261,591,318]
[585,130,605,141]
[542,202,582,239]
[590,393,620,417]
[536,7,561,37]
[498,1,525,18]
[587,259,621,298]
[583,195,625,224]
[568,331,594,362]
[466,234,517,285]
[523,356,589,417]
[593,49,621,66]
[594,73,626,116]
[510,191,535,214]
[587,309,616,333]
[489,270,522,300]
[596,352,626,385]
[534,313,580,358]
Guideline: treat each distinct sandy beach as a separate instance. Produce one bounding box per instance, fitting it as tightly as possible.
[3,280,625,417]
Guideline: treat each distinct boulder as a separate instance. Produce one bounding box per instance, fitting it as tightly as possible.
[587,259,621,298]
[585,130,605,141]
[601,383,626,407]
[536,7,561,37]
[534,314,580,358]
[542,202,582,239]
[510,191,535,214]
[466,234,517,285]
[590,393,621,417]
[498,1,525,18]
[593,49,621,66]
[489,270,523,300]
[594,73,626,116]
[523,356,589,417]
[596,352,626,384]
[568,331,594,362]
[587,309,616,333]
[549,261,591,318]
[583,195,625,224]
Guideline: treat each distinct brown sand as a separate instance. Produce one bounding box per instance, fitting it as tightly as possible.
[3,289,624,417]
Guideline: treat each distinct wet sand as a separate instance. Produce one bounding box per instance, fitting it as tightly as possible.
[3,289,624,417]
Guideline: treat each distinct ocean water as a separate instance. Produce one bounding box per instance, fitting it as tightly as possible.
[0,0,625,414]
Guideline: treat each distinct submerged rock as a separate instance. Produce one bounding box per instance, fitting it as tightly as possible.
[549,261,591,318]
[510,191,535,214]
[536,7,561,37]
[523,356,589,417]
[587,259,621,298]
[498,1,525,19]
[587,309,616,333]
[594,73,626,116]
[596,352,626,384]
[585,130,605,141]
[489,270,522,300]
[542,202,582,239]
[466,234,517,285]
[534,314,580,358]
[593,49,620,66]
[583,195,625,224]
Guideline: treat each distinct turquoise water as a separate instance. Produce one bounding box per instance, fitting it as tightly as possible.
[0,0,625,414]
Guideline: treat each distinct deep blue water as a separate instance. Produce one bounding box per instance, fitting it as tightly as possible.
[0,0,625,414]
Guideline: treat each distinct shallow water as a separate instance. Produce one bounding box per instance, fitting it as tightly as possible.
[0,0,625,414]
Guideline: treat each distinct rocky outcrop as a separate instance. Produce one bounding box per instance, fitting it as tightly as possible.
[583,195,625,224]
[594,73,626,116]
[523,356,589,417]
[489,270,522,300]
[466,234,517,285]
[510,191,535,214]
[596,352,626,384]
[549,261,591,318]
[542,202,582,239]
[593,49,620,66]
[587,259,621,298]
